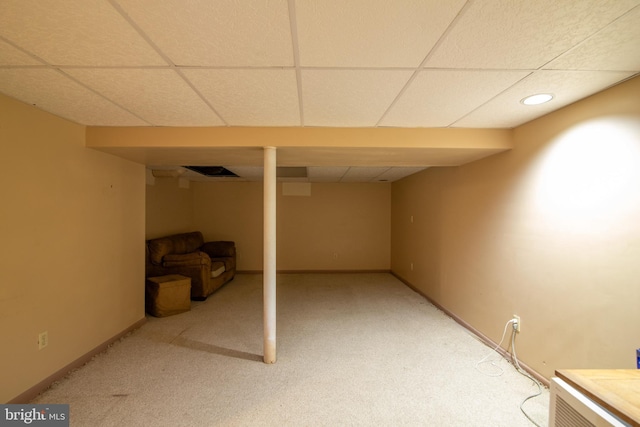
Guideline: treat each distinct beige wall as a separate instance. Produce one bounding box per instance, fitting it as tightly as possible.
[147,181,392,271]
[275,182,390,271]
[146,177,194,239]
[0,94,146,403]
[391,76,640,380]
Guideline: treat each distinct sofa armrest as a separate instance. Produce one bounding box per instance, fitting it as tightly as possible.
[200,241,236,258]
[162,252,211,267]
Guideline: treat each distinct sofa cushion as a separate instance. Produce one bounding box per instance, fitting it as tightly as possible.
[147,231,205,265]
[211,257,235,272]
[172,231,205,254]
[163,252,210,267]
[148,237,173,265]
[200,241,236,257]
[211,262,226,278]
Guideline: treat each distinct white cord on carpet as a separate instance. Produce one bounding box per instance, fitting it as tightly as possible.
[510,330,543,427]
[474,319,515,377]
[475,319,543,427]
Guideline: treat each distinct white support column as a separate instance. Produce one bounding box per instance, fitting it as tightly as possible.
[263,146,277,364]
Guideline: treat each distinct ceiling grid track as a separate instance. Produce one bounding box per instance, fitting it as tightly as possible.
[0,33,152,125]
[447,71,536,128]
[56,67,154,125]
[375,0,475,128]
[538,3,640,71]
[287,0,305,127]
[107,0,229,126]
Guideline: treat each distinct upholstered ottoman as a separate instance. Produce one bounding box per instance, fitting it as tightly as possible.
[145,274,191,317]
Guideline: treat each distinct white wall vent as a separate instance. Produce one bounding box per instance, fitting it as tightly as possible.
[549,378,630,427]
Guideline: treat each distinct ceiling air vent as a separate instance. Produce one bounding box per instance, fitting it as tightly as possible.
[183,166,239,177]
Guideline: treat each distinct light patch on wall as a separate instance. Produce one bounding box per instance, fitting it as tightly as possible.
[282,182,311,196]
[534,117,640,232]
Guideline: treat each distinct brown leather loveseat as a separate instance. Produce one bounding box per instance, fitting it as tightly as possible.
[146,231,236,300]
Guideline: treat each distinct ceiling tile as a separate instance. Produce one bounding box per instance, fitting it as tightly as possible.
[375,167,427,182]
[0,39,42,65]
[117,0,293,66]
[65,68,224,126]
[302,70,413,127]
[307,166,349,182]
[295,0,466,67]
[381,70,531,127]
[182,69,300,126]
[455,70,636,128]
[546,6,640,71]
[0,0,166,66]
[341,167,390,182]
[425,0,640,69]
[0,68,148,125]
[225,166,263,181]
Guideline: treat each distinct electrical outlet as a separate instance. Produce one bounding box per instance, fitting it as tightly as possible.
[512,315,521,333]
[38,331,48,350]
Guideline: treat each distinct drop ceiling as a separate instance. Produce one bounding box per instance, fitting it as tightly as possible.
[1,0,639,181]
[152,164,430,183]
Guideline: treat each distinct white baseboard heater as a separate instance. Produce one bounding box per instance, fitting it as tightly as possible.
[549,377,631,427]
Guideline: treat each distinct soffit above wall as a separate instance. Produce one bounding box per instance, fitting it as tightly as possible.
[89,126,511,182]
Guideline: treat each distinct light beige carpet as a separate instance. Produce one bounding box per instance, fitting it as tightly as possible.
[32,273,549,426]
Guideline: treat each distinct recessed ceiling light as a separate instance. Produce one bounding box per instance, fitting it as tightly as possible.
[521,93,554,105]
